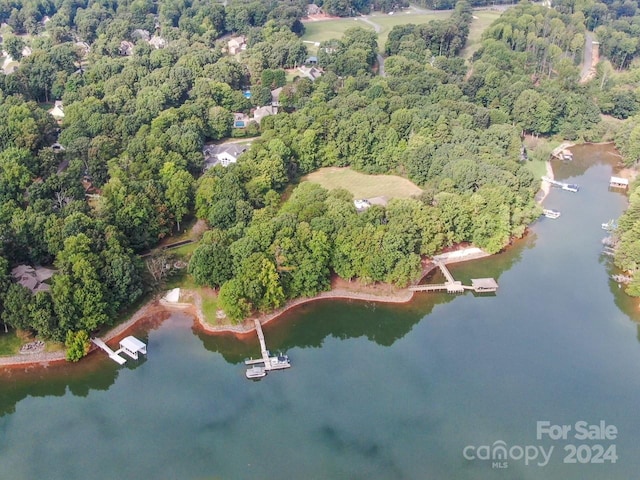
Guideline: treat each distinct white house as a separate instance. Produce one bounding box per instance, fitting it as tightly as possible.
[354,199,371,210]
[48,100,65,120]
[203,143,248,168]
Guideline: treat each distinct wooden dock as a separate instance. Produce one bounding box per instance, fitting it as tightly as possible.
[254,319,272,369]
[244,320,290,378]
[541,176,579,192]
[551,143,574,160]
[409,260,497,294]
[91,338,127,365]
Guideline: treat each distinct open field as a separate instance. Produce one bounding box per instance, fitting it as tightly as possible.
[302,18,374,47]
[365,10,452,48]
[460,10,502,59]
[302,7,505,55]
[301,9,451,52]
[303,167,423,199]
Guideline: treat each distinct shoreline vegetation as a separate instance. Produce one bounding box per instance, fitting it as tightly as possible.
[0,144,572,367]
[8,137,616,368]
[0,246,491,367]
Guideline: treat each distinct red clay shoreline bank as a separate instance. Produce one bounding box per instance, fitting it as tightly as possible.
[190,247,491,336]
[0,248,491,366]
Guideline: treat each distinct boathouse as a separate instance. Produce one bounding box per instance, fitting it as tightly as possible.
[561,149,573,161]
[470,278,499,293]
[119,336,147,360]
[609,176,629,189]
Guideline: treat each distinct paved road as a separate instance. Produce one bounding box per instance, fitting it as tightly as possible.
[580,31,595,81]
[376,53,386,76]
[358,16,387,76]
[359,15,381,33]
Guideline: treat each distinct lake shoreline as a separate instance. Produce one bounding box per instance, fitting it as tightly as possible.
[0,248,492,365]
[188,246,492,337]
[0,153,566,366]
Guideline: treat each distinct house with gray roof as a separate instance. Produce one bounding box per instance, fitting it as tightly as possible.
[203,144,249,169]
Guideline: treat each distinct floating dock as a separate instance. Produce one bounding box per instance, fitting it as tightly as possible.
[541,176,579,192]
[409,260,498,294]
[245,319,290,379]
[543,209,561,219]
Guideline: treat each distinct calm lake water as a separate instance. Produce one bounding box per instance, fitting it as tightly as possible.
[2,144,640,479]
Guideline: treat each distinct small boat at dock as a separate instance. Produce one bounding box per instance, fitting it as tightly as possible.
[246,365,267,379]
[541,176,579,192]
[542,209,561,219]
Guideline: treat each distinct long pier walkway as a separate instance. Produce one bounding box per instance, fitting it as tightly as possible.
[91,338,126,365]
[254,319,271,369]
[409,260,497,294]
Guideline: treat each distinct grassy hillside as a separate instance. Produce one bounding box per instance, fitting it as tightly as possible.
[303,167,423,199]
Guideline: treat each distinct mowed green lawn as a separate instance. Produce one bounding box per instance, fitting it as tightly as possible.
[302,9,452,52]
[303,167,423,199]
[367,10,452,48]
[460,10,503,59]
[302,8,504,56]
[302,18,374,46]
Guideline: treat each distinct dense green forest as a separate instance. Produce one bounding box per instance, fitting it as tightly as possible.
[0,0,639,358]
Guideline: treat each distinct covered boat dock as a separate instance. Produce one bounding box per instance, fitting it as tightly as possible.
[609,176,629,189]
[469,278,499,293]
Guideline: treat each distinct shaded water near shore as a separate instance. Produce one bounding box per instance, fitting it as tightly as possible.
[2,144,640,479]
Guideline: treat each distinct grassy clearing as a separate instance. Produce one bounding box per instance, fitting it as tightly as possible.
[302,18,373,45]
[198,288,219,324]
[303,167,423,199]
[368,11,452,48]
[523,136,552,179]
[302,10,451,51]
[523,158,548,180]
[461,10,502,59]
[45,341,65,353]
[0,330,22,356]
[171,242,198,259]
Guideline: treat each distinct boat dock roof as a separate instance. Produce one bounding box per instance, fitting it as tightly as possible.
[470,278,499,292]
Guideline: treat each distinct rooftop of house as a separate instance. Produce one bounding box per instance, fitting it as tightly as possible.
[119,40,134,56]
[228,35,246,47]
[132,29,151,41]
[253,105,277,123]
[149,35,166,49]
[11,265,55,294]
[298,65,323,81]
[203,143,249,168]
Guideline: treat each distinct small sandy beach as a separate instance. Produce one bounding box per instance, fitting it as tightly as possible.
[537,160,554,204]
